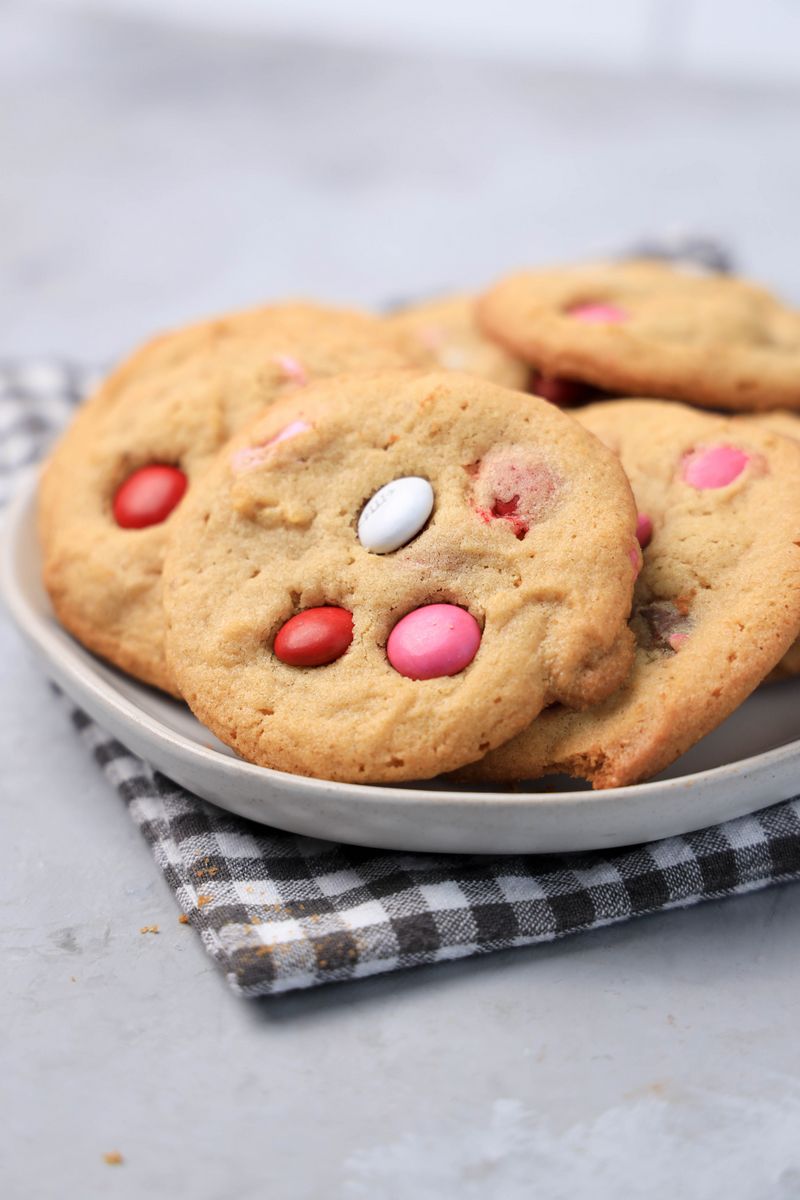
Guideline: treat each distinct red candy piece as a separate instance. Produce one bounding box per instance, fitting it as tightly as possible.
[491,496,528,540]
[274,607,354,668]
[531,374,596,408]
[113,465,187,529]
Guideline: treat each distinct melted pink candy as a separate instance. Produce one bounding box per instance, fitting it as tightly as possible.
[629,544,642,577]
[231,419,312,472]
[387,604,481,680]
[275,354,308,386]
[472,454,558,539]
[668,632,690,651]
[491,495,528,540]
[636,513,653,549]
[681,445,749,489]
[568,302,628,324]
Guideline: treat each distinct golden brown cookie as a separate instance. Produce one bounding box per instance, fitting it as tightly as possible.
[38,303,416,693]
[387,294,530,388]
[463,399,800,789]
[478,260,800,412]
[162,371,638,783]
[742,410,800,679]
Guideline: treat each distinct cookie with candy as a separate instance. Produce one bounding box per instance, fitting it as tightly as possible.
[162,371,639,782]
[462,399,800,788]
[478,259,800,412]
[386,293,530,389]
[38,303,417,694]
[740,409,800,680]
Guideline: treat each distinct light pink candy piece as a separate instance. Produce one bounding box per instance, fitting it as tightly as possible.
[681,444,749,489]
[387,604,481,680]
[231,419,312,472]
[635,513,653,549]
[418,324,446,351]
[275,354,308,386]
[568,302,628,324]
[629,544,642,577]
[268,418,311,447]
[668,632,690,651]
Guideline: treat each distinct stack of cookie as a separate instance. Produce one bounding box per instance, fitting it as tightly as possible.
[39,262,800,788]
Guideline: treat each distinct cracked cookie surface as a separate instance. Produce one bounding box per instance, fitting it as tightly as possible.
[462,399,800,788]
[163,371,637,783]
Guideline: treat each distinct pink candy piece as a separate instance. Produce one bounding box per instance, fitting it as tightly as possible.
[275,354,308,386]
[635,513,653,549]
[629,544,642,577]
[387,604,481,680]
[417,324,446,350]
[681,445,749,490]
[668,632,690,651]
[268,418,311,447]
[568,302,628,324]
[231,419,312,472]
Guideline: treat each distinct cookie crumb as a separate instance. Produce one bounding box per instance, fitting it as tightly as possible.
[178,913,189,925]
[197,894,212,908]
[139,925,159,935]
[103,1152,123,1166]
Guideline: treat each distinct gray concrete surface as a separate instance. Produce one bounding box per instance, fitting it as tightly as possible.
[3,5,800,1197]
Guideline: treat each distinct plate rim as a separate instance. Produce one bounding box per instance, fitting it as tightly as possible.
[5,468,800,815]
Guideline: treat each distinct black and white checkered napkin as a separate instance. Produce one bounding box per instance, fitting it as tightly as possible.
[5,359,800,998]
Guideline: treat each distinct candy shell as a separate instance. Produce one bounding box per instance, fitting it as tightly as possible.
[568,302,628,324]
[531,374,596,407]
[635,513,653,549]
[681,445,749,489]
[273,607,353,668]
[387,604,481,680]
[112,465,187,529]
[358,476,434,554]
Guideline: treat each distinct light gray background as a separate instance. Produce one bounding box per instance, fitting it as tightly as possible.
[3,5,800,1197]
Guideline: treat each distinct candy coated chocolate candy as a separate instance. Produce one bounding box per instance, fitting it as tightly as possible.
[568,302,628,324]
[231,419,312,473]
[113,464,187,529]
[530,374,595,407]
[635,513,653,549]
[274,354,308,385]
[274,607,353,667]
[387,603,481,680]
[358,476,434,554]
[681,445,749,489]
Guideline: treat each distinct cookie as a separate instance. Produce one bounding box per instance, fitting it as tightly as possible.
[387,294,530,389]
[38,303,416,693]
[162,371,638,783]
[478,260,800,412]
[463,399,800,788]
[742,410,800,679]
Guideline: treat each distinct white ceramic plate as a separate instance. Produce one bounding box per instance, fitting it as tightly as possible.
[4,471,800,854]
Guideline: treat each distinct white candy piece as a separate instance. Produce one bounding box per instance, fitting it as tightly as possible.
[357,476,435,554]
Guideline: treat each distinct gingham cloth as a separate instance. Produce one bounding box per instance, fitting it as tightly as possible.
[5,359,800,998]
